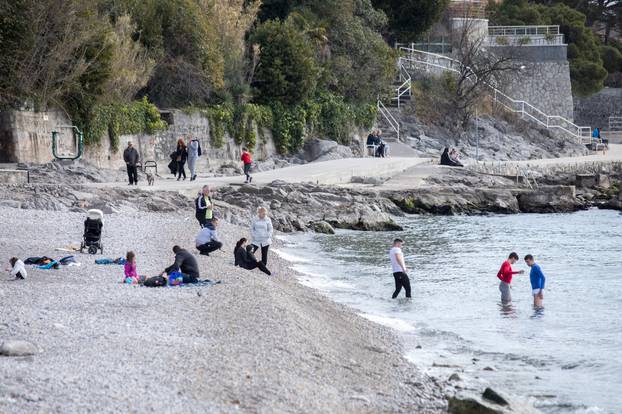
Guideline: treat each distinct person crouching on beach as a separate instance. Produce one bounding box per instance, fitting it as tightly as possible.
[524,254,546,308]
[250,206,273,266]
[123,251,140,284]
[389,238,411,299]
[234,238,271,275]
[7,257,26,280]
[196,217,223,256]
[497,252,524,304]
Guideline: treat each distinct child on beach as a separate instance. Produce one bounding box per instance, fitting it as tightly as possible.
[123,251,139,284]
[241,148,252,183]
[524,254,546,308]
[7,257,27,280]
[497,252,524,304]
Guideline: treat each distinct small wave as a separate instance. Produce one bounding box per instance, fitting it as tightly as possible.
[359,313,415,332]
[271,248,313,263]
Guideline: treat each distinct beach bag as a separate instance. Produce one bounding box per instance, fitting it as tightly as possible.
[197,141,202,157]
[168,272,184,286]
[144,275,167,287]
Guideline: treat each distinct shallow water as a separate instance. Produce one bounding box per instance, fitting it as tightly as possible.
[277,209,622,414]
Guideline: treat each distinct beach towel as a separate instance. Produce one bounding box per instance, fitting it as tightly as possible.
[24,257,54,265]
[36,260,60,270]
[95,257,126,265]
[59,256,76,265]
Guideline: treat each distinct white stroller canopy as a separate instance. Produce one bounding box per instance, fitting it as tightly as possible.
[87,209,104,222]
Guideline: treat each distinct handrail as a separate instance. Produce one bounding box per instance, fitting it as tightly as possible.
[399,46,591,143]
[488,25,560,36]
[377,98,400,141]
[394,58,412,108]
[52,125,84,160]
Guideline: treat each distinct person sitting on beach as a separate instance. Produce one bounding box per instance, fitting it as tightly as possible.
[389,238,411,299]
[524,254,546,309]
[195,185,213,228]
[162,245,200,284]
[250,207,273,266]
[497,252,524,304]
[123,251,139,284]
[234,238,271,276]
[7,257,26,280]
[449,148,463,167]
[440,147,463,167]
[196,217,223,256]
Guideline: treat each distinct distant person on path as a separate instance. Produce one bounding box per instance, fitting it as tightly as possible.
[524,254,546,308]
[241,148,253,183]
[440,147,463,167]
[7,257,26,280]
[195,185,213,228]
[162,245,200,283]
[123,251,139,284]
[389,238,411,299]
[250,206,273,265]
[366,130,379,156]
[497,252,524,304]
[175,138,188,181]
[123,141,140,185]
[187,136,201,181]
[234,238,272,275]
[449,148,463,167]
[196,218,223,256]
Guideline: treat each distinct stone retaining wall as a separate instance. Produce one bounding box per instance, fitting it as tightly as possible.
[573,87,622,129]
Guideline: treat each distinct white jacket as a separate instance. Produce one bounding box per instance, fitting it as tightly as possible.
[10,259,27,279]
[250,217,273,247]
[195,226,220,246]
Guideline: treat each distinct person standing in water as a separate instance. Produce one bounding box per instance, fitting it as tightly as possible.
[497,252,524,304]
[389,238,411,299]
[524,254,546,308]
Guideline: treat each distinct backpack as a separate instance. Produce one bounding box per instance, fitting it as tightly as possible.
[143,275,167,287]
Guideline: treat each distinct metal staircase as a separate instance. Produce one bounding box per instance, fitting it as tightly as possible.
[376,58,412,141]
[398,46,593,144]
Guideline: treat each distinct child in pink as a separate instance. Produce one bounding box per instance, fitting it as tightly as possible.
[123,251,139,284]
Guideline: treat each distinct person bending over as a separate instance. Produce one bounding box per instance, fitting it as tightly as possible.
[524,254,546,308]
[389,238,411,299]
[162,245,200,283]
[497,252,524,304]
[234,238,271,275]
[7,257,26,280]
[196,218,223,256]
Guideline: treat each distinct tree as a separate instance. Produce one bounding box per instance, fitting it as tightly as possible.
[250,19,320,106]
[599,44,622,73]
[372,0,449,42]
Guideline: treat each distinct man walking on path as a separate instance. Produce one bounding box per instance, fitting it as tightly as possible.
[241,148,253,183]
[187,136,201,181]
[389,238,411,299]
[524,254,546,308]
[123,141,140,185]
[497,252,524,304]
[195,185,213,228]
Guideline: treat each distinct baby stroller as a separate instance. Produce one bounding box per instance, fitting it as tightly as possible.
[80,209,104,254]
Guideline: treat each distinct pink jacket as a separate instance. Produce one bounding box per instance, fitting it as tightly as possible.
[124,262,138,280]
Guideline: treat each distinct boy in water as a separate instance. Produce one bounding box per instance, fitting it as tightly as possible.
[497,252,524,304]
[524,254,545,308]
[389,238,411,299]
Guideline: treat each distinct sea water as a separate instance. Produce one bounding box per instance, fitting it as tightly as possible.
[276,209,622,414]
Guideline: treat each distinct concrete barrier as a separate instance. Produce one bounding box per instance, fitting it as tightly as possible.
[0,169,29,184]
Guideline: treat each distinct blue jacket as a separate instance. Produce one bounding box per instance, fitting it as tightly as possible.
[529,263,546,290]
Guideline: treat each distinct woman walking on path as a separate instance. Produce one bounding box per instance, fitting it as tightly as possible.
[250,206,273,266]
[234,238,271,275]
[187,136,200,181]
[175,138,188,181]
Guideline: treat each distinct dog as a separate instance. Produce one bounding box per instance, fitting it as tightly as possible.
[146,172,154,186]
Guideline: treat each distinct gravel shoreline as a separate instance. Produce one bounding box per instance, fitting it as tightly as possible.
[0,206,446,413]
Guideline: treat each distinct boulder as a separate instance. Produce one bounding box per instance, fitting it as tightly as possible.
[517,186,583,213]
[351,176,386,185]
[0,200,21,209]
[311,221,335,234]
[303,138,353,162]
[482,388,508,405]
[0,340,38,357]
[575,174,597,188]
[596,174,610,189]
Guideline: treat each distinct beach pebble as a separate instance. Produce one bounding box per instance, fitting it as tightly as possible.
[448,373,462,382]
[0,340,38,357]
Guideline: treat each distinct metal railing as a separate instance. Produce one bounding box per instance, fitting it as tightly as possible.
[399,46,592,143]
[486,34,565,46]
[377,99,400,141]
[394,59,412,108]
[447,0,487,19]
[488,25,560,36]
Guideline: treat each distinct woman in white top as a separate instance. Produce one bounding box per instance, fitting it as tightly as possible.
[187,137,200,181]
[250,206,273,266]
[8,257,26,280]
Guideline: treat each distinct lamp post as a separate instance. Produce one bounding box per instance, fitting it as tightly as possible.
[475,108,479,161]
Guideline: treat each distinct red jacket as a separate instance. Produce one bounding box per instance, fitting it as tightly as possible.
[241,152,252,165]
[497,260,520,284]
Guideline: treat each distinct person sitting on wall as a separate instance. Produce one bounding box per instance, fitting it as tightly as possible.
[449,148,463,167]
[366,130,379,156]
[440,147,463,167]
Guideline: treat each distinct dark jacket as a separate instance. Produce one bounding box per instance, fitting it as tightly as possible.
[175,146,188,163]
[165,249,200,278]
[234,247,257,270]
[123,146,140,166]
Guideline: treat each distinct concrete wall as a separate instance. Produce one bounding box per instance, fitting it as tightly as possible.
[573,88,622,128]
[0,109,278,169]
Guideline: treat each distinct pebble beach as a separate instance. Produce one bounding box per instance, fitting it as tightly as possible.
[0,206,446,413]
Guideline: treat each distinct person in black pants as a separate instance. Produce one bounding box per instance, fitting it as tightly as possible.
[389,238,412,298]
[175,138,188,181]
[123,141,140,185]
[162,245,200,284]
[195,218,223,256]
[234,238,271,275]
